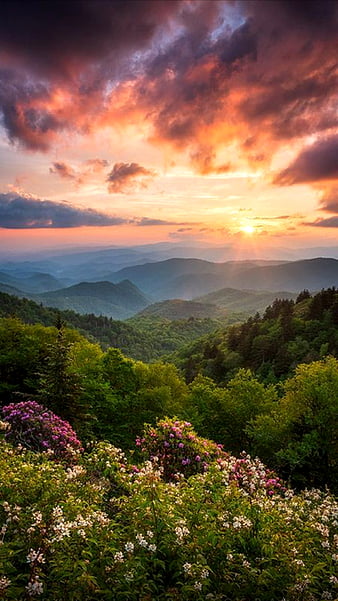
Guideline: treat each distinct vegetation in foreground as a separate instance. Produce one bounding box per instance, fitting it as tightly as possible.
[0,290,337,599]
[0,415,337,601]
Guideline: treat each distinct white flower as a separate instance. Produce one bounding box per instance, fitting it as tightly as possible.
[113,551,124,563]
[125,542,134,553]
[0,577,10,591]
[26,549,45,564]
[136,533,148,548]
[26,576,43,596]
[148,544,157,552]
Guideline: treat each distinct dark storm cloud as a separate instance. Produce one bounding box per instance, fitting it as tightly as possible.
[274,136,338,185]
[0,0,181,149]
[107,162,155,193]
[0,69,63,150]
[0,0,337,164]
[0,193,127,228]
[129,0,338,169]
[0,0,181,78]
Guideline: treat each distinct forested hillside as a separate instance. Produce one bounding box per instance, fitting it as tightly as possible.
[176,288,338,384]
[0,312,337,493]
[0,291,231,361]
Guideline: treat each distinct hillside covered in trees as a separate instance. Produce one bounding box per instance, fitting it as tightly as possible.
[176,288,338,384]
[0,290,231,361]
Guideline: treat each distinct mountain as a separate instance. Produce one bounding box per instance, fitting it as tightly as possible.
[196,288,298,315]
[0,282,29,297]
[105,258,283,299]
[134,299,227,320]
[36,280,151,319]
[0,270,64,293]
[106,257,338,299]
[229,258,338,292]
[175,288,338,384]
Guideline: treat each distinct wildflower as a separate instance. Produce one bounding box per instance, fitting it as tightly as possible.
[183,562,192,574]
[136,533,148,548]
[0,577,10,591]
[27,549,45,564]
[125,542,134,553]
[26,575,43,596]
[113,551,124,563]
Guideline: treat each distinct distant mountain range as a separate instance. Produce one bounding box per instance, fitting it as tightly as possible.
[106,257,338,299]
[0,270,64,293]
[0,255,337,319]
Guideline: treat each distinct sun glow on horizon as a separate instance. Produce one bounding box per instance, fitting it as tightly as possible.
[240,224,256,235]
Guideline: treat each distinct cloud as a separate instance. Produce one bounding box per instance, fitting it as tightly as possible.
[318,186,338,213]
[274,136,338,185]
[0,192,128,228]
[107,162,156,193]
[0,192,193,229]
[83,158,109,171]
[135,217,190,226]
[49,162,77,180]
[0,1,180,78]
[0,0,337,169]
[50,158,110,186]
[305,216,338,228]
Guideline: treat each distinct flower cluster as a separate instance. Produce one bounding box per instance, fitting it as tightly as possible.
[136,418,224,481]
[2,401,82,460]
[217,452,286,496]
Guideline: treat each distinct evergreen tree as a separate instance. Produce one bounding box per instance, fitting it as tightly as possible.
[38,316,85,428]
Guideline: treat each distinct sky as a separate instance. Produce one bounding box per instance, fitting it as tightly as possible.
[0,0,337,257]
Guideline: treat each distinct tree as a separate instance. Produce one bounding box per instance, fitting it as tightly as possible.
[38,317,85,429]
[250,357,338,492]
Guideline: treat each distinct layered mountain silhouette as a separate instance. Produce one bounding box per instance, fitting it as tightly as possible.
[105,258,338,299]
[36,280,150,319]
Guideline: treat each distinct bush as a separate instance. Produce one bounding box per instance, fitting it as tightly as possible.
[2,401,82,461]
[136,418,224,481]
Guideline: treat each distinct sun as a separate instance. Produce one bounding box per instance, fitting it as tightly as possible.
[240,224,256,235]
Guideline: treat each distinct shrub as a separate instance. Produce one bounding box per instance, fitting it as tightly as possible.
[2,400,82,461]
[136,418,225,481]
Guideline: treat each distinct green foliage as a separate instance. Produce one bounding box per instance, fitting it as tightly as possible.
[187,370,276,455]
[0,312,337,493]
[249,357,338,492]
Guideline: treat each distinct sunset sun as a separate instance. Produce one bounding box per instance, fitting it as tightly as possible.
[240,225,256,235]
